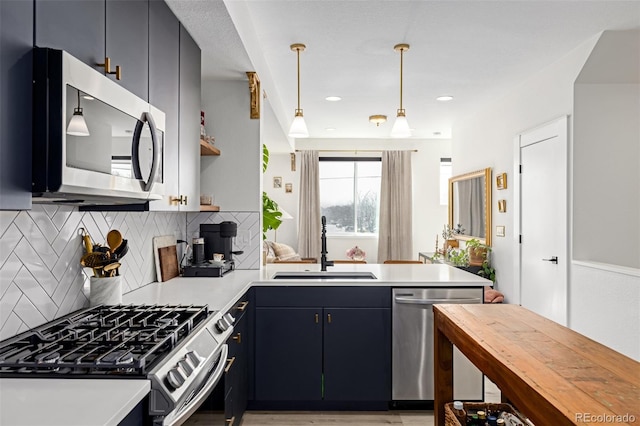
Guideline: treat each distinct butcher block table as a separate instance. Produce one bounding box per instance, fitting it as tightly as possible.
[434,304,639,426]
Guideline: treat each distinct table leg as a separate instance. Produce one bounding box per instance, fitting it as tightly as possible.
[434,310,454,426]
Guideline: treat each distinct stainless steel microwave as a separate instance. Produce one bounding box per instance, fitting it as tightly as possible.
[32,48,165,205]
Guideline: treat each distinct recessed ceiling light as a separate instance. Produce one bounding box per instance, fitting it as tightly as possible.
[82,95,95,101]
[436,95,454,102]
[325,96,342,102]
[325,127,336,131]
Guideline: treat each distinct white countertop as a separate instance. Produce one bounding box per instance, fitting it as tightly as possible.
[123,263,489,311]
[0,263,489,426]
[0,379,149,426]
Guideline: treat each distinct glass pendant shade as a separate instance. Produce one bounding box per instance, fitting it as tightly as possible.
[390,112,411,138]
[288,112,309,138]
[67,109,90,136]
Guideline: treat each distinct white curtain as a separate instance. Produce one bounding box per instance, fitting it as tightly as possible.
[377,151,413,262]
[297,151,321,259]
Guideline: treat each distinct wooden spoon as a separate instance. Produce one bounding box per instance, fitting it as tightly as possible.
[106,230,123,251]
[103,262,121,278]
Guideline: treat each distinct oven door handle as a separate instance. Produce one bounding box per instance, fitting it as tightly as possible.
[162,344,229,426]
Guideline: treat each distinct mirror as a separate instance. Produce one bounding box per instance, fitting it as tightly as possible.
[449,168,492,246]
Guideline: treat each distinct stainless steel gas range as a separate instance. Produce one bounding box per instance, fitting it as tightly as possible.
[0,304,235,426]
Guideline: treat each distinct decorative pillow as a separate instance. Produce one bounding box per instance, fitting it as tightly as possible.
[271,242,301,261]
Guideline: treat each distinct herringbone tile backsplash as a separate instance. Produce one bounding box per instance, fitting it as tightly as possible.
[0,206,260,340]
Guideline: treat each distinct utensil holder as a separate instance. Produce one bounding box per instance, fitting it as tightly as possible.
[90,276,122,306]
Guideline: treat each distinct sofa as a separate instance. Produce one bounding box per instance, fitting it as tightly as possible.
[263,240,317,263]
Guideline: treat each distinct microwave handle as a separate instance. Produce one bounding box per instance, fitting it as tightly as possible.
[131,112,160,192]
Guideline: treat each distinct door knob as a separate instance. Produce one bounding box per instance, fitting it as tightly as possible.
[542,256,558,264]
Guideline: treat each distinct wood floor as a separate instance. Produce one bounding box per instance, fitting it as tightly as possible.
[186,410,434,426]
[186,379,500,425]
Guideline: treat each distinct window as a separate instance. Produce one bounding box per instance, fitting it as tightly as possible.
[319,158,381,235]
[440,158,452,205]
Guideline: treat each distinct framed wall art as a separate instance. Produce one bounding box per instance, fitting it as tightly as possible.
[273,176,282,188]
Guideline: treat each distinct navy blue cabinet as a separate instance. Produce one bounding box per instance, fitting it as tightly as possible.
[0,0,33,210]
[105,0,148,100]
[35,0,148,100]
[252,287,391,409]
[323,308,390,402]
[255,307,323,401]
[148,0,180,211]
[35,0,105,68]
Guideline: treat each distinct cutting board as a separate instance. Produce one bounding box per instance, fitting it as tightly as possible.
[153,235,178,282]
[158,246,180,282]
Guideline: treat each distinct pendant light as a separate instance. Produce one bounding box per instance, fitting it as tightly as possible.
[67,90,90,136]
[390,43,411,138]
[288,43,309,138]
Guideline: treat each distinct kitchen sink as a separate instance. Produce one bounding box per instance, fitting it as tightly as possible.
[271,271,377,280]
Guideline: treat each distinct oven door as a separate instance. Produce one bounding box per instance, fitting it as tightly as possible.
[159,344,228,426]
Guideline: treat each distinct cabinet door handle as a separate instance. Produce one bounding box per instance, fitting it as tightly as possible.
[96,57,122,80]
[327,313,332,323]
[224,356,236,373]
[315,313,319,324]
[236,300,249,311]
[232,332,242,344]
[225,416,236,425]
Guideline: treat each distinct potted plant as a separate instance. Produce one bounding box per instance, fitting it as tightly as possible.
[447,247,468,267]
[466,238,491,266]
[262,144,283,240]
[478,260,496,283]
[442,224,459,252]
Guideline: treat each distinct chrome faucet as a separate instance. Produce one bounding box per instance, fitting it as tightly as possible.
[320,216,333,272]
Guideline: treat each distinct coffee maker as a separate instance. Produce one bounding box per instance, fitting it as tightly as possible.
[183,221,242,277]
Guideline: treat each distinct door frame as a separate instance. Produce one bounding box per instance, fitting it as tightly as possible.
[513,115,570,324]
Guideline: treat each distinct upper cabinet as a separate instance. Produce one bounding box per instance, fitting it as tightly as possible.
[148,0,180,212]
[177,25,202,212]
[105,0,149,100]
[30,0,202,211]
[35,0,148,101]
[0,0,33,210]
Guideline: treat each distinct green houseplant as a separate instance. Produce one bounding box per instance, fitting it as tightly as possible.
[465,238,496,283]
[465,238,491,266]
[262,144,282,239]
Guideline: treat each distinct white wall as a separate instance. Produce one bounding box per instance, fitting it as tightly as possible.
[453,31,640,359]
[570,262,639,360]
[573,83,639,268]
[452,34,599,303]
[200,80,261,212]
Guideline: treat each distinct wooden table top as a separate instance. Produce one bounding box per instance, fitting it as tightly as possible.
[434,304,639,425]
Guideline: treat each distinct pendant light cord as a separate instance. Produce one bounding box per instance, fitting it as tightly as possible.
[399,47,403,112]
[297,47,301,112]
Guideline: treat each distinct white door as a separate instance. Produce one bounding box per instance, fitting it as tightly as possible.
[515,116,568,325]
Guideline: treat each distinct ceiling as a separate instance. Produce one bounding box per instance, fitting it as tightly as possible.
[166,1,639,149]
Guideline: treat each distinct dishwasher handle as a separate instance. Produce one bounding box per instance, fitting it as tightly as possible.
[394,296,482,305]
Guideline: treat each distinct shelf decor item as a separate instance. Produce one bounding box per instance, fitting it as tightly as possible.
[496,172,507,190]
[346,246,366,261]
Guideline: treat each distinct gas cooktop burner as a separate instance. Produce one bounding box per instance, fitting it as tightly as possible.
[0,304,211,378]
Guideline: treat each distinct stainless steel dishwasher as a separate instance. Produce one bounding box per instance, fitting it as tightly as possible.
[392,288,484,401]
